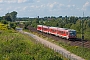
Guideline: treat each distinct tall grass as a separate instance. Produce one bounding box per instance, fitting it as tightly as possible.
[0,30,67,60]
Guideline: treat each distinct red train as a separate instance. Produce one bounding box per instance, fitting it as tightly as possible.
[37,25,76,39]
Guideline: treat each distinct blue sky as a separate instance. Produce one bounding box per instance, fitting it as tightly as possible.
[0,0,90,18]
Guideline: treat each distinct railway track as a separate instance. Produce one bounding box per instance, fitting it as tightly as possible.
[27,26,90,49]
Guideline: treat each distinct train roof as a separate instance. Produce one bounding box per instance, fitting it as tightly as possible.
[37,25,76,32]
[58,28,76,31]
[37,25,42,27]
[37,25,45,27]
[43,26,48,28]
[49,27,58,29]
[37,25,48,28]
[58,28,68,31]
[68,29,76,31]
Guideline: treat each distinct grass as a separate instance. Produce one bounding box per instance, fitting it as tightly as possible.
[0,30,68,60]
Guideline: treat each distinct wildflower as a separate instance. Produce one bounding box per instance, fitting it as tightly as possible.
[75,46,78,48]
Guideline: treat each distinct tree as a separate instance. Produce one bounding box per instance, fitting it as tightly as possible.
[23,21,32,29]
[58,16,62,18]
[5,11,17,22]
[70,20,81,33]
[10,22,16,29]
[10,11,17,22]
[64,23,72,28]
[0,17,3,21]
[69,16,78,24]
[3,16,12,21]
[65,16,68,23]
[0,20,8,24]
[31,19,39,28]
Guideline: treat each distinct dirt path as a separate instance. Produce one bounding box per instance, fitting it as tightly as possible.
[18,30,85,60]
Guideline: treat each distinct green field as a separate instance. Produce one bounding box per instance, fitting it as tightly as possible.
[0,30,68,60]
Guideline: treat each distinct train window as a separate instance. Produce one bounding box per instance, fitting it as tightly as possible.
[61,31,63,34]
[44,28,46,30]
[63,31,64,34]
[63,32,64,34]
[54,30,56,32]
[62,31,65,34]
[62,31,63,34]
[69,31,76,36]
[50,29,52,31]
[38,27,41,29]
[58,31,61,34]
[52,29,56,32]
[66,32,68,35]
[60,31,62,34]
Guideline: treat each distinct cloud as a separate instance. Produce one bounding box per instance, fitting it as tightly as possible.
[6,6,12,11]
[46,2,77,12]
[0,8,2,11]
[47,2,64,9]
[36,0,40,3]
[18,0,26,3]
[69,0,71,2]
[67,4,75,8]
[82,1,90,10]
[0,0,33,3]
[0,0,16,3]
[18,0,33,3]
[0,0,3,3]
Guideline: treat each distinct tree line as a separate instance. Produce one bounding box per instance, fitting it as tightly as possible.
[20,16,90,40]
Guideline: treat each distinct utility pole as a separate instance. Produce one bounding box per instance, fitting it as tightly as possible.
[42,19,43,36]
[81,12,84,47]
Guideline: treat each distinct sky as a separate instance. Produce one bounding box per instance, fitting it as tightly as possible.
[0,0,90,18]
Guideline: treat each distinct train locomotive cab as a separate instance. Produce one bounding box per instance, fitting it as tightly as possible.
[37,25,42,31]
[68,30,76,39]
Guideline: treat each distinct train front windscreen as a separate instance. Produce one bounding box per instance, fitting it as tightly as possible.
[69,31,76,36]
